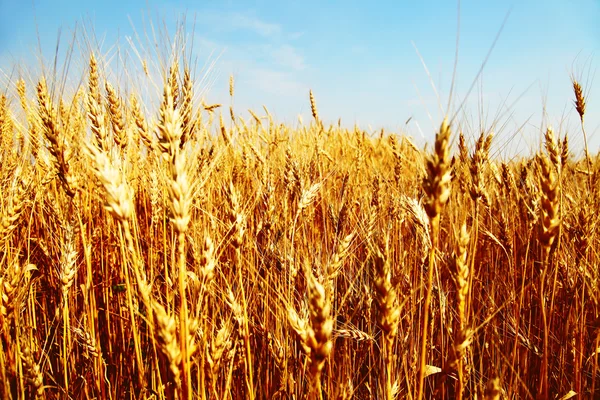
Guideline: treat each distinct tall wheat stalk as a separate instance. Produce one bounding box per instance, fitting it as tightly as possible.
[417,118,451,400]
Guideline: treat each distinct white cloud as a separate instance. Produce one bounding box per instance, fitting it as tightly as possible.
[182,10,310,118]
[244,66,307,97]
[287,32,305,40]
[350,45,367,55]
[270,44,306,71]
[227,13,282,38]
[192,11,283,39]
[194,34,307,74]
[182,7,309,73]
[232,43,307,71]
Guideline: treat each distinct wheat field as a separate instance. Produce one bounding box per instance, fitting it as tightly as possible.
[0,27,598,400]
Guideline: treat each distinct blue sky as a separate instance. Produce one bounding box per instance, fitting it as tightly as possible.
[0,0,599,157]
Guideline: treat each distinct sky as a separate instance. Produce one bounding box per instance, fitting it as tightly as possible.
[0,0,599,157]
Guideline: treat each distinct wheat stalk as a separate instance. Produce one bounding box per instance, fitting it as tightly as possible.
[207,320,234,396]
[417,118,451,400]
[305,268,333,398]
[373,250,401,400]
[287,263,333,399]
[156,61,194,398]
[452,222,471,399]
[572,78,591,190]
[538,150,560,399]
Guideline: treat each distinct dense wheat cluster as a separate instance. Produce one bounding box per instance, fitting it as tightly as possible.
[0,37,598,400]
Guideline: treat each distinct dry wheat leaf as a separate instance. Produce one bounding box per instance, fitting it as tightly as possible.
[423,365,442,378]
[558,390,577,400]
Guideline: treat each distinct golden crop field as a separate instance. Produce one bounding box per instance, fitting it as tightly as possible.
[0,25,597,400]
